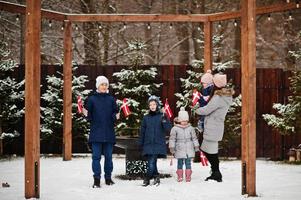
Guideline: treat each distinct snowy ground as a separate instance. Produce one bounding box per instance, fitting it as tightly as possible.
[0,155,301,200]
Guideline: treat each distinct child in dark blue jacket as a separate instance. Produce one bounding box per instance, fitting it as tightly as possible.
[139,95,172,186]
[86,75,119,188]
[197,70,214,133]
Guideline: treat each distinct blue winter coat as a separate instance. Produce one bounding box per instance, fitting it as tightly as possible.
[138,112,172,157]
[86,92,118,144]
[198,84,214,107]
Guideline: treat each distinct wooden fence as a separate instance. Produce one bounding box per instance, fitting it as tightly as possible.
[6,65,301,159]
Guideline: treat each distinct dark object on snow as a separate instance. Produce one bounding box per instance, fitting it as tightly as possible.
[153,175,160,186]
[288,148,296,162]
[142,177,150,187]
[2,182,10,187]
[116,173,171,180]
[105,178,115,185]
[205,171,222,182]
[92,177,100,188]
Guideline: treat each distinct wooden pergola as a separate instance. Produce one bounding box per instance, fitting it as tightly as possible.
[1,0,300,198]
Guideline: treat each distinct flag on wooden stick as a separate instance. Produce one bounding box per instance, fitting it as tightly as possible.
[164,98,173,118]
[192,89,201,106]
[77,96,83,113]
[121,98,131,117]
[200,151,209,166]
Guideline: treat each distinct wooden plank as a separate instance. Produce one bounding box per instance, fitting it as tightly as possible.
[208,2,300,21]
[256,2,300,15]
[24,0,41,198]
[208,11,241,22]
[67,14,209,22]
[241,0,256,196]
[63,20,72,161]
[0,0,66,21]
[204,21,212,72]
[1,0,300,23]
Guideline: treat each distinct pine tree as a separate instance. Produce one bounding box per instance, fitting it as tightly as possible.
[111,40,162,136]
[41,66,91,149]
[175,34,235,109]
[263,32,301,135]
[175,34,241,157]
[0,42,24,155]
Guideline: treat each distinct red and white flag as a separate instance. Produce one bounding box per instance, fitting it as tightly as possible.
[164,98,173,119]
[200,151,209,166]
[121,98,131,117]
[192,89,201,106]
[77,96,83,113]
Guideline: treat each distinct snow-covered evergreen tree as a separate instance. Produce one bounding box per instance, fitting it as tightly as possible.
[175,33,241,157]
[221,94,241,156]
[111,40,162,136]
[0,42,24,155]
[263,32,301,135]
[175,34,235,108]
[41,65,91,145]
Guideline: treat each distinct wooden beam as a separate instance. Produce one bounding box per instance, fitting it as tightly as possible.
[63,20,73,161]
[204,21,212,72]
[208,11,241,22]
[1,1,300,23]
[256,2,300,15]
[241,0,256,197]
[67,14,209,22]
[0,1,66,21]
[24,0,41,198]
[209,2,300,21]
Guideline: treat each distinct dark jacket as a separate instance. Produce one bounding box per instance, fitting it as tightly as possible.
[138,112,172,157]
[86,92,118,143]
[198,84,214,107]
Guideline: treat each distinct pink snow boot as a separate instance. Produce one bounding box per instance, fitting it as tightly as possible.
[176,169,184,182]
[185,169,192,182]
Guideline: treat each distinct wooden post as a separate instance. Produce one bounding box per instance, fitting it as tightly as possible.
[63,20,73,161]
[24,0,41,198]
[204,21,212,72]
[241,0,256,197]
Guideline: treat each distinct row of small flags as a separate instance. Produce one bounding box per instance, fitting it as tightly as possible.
[77,93,208,167]
[77,96,173,119]
[78,92,204,117]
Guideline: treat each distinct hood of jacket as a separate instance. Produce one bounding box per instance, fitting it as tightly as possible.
[214,88,234,106]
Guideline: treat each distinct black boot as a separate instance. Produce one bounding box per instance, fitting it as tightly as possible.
[205,171,222,182]
[93,177,100,188]
[105,178,115,185]
[142,177,150,187]
[153,175,160,186]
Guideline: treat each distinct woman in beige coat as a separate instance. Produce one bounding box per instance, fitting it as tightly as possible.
[169,108,200,182]
[195,73,234,182]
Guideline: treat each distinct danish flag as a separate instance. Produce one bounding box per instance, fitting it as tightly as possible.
[77,96,83,113]
[121,98,131,117]
[192,89,201,106]
[200,151,209,166]
[164,99,173,119]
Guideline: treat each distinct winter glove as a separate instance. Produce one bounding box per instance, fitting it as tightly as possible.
[194,146,200,152]
[169,148,175,154]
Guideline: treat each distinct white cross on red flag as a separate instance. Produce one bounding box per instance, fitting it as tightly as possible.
[121,98,131,117]
[192,89,201,106]
[200,151,209,166]
[77,96,83,113]
[164,98,173,119]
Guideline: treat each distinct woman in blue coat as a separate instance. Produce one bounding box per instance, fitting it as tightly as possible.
[138,95,172,186]
[86,76,119,188]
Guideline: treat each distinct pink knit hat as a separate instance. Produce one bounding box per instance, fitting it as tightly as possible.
[201,70,213,84]
[213,73,227,88]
